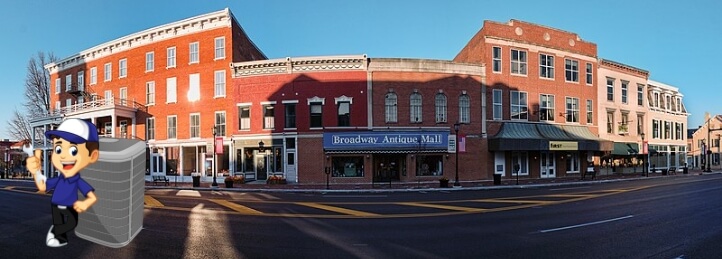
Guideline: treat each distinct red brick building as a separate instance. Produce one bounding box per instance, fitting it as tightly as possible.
[455,20,611,179]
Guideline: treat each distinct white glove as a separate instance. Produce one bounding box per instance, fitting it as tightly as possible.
[22,144,46,182]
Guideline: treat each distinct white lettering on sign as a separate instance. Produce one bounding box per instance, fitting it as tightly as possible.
[333,135,379,144]
[331,134,443,145]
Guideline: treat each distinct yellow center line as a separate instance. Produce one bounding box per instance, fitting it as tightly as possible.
[297,202,379,217]
[476,199,555,204]
[210,199,263,215]
[398,202,487,212]
[144,195,164,208]
[545,194,594,198]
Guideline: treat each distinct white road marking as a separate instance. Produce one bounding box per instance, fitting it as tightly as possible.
[540,215,634,233]
[176,190,201,197]
[322,195,388,198]
[549,186,591,191]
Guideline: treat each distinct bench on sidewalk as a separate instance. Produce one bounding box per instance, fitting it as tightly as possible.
[152,175,169,186]
[667,167,677,175]
[582,166,596,180]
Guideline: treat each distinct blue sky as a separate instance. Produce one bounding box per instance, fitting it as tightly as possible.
[1,0,719,140]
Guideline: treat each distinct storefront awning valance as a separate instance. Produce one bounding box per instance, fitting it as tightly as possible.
[611,142,640,156]
[325,149,449,154]
[489,122,613,151]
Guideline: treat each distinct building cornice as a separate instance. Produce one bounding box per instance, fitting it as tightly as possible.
[599,58,649,77]
[368,58,485,76]
[45,8,234,74]
[231,55,368,77]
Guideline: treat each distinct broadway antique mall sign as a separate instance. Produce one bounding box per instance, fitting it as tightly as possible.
[323,131,450,151]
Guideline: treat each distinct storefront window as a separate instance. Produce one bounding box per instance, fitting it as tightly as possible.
[331,156,364,177]
[416,155,443,176]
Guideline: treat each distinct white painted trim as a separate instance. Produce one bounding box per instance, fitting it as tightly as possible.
[281,100,299,104]
[307,96,325,105]
[334,95,353,104]
[236,102,252,106]
[260,101,277,105]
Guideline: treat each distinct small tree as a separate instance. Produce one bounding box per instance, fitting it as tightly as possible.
[7,51,56,140]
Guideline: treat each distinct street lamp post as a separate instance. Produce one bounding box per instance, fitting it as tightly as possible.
[641,132,646,177]
[453,123,461,187]
[211,127,218,187]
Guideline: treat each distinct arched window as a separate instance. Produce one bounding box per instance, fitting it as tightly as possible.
[459,94,470,123]
[410,92,422,123]
[385,92,397,123]
[435,93,447,123]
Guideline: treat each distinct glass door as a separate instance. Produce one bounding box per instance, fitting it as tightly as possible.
[255,152,268,180]
[540,152,556,178]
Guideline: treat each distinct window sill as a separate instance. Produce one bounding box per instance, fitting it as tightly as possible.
[310,127,324,130]
[166,102,177,104]
[188,62,199,65]
[146,70,154,73]
[166,66,176,69]
[214,57,226,61]
[539,76,555,81]
[214,95,226,99]
[145,103,155,107]
[510,73,528,77]
[119,76,127,79]
[283,128,298,131]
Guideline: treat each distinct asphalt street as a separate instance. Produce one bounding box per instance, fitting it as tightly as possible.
[1,174,721,258]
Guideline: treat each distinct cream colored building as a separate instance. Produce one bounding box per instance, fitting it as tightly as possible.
[690,113,722,170]
[597,59,649,172]
[646,79,688,170]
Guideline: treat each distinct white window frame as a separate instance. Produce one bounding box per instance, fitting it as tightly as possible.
[565,59,579,83]
[493,89,502,120]
[410,92,422,123]
[586,63,593,85]
[167,116,177,139]
[435,93,447,123]
[167,47,176,68]
[238,104,251,131]
[189,42,199,64]
[55,101,60,111]
[104,63,112,82]
[65,74,72,91]
[492,46,502,73]
[607,111,614,134]
[190,113,201,139]
[77,71,84,91]
[586,100,593,124]
[606,78,615,101]
[146,81,155,105]
[214,70,226,97]
[283,100,298,129]
[145,52,154,72]
[55,78,61,94]
[90,67,97,85]
[215,111,226,136]
[510,91,528,120]
[214,37,226,60]
[565,97,579,123]
[539,53,554,79]
[385,92,398,123]
[510,152,529,176]
[119,87,128,106]
[119,58,127,78]
[539,94,555,122]
[637,84,644,106]
[510,49,527,75]
[166,77,177,103]
[65,98,72,108]
[459,94,470,123]
[188,73,200,102]
[621,81,628,104]
[263,104,275,130]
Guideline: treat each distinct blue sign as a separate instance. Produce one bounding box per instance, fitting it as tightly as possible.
[323,131,449,150]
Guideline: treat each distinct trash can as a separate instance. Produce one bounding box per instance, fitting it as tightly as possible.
[493,173,502,185]
[192,175,201,187]
[683,166,688,174]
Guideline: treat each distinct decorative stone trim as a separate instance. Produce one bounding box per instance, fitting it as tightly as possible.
[232,55,367,77]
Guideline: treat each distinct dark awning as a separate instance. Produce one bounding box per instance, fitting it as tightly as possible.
[611,142,640,156]
[489,122,613,151]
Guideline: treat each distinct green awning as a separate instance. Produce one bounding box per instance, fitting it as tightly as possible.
[611,142,640,156]
[489,122,613,151]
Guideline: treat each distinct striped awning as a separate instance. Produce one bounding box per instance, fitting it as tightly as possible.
[325,149,449,154]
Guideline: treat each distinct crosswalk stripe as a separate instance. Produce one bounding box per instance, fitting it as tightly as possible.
[3,186,14,190]
[297,202,379,217]
[144,195,164,207]
[398,202,487,212]
[255,193,279,200]
[210,199,263,215]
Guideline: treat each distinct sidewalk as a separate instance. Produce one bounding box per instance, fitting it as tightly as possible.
[145,169,715,193]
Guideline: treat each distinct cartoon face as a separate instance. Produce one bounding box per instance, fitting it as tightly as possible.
[51,137,99,178]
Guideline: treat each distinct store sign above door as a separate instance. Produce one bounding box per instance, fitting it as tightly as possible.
[549,141,578,151]
[323,131,449,150]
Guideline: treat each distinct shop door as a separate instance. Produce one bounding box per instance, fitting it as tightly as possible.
[150,153,165,175]
[256,153,268,180]
[540,152,555,178]
[286,152,296,183]
[374,154,403,181]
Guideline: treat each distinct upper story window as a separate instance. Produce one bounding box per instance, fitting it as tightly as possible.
[492,89,502,120]
[104,63,112,82]
[214,37,225,60]
[166,77,177,103]
[637,84,644,106]
[190,113,200,138]
[565,97,579,123]
[539,53,554,79]
[90,67,97,85]
[435,93,447,123]
[337,101,350,127]
[189,42,199,64]
[238,105,251,130]
[621,81,628,104]
[459,94,470,123]
[55,78,61,94]
[65,74,72,91]
[606,78,615,101]
[77,71,84,91]
[215,111,227,136]
[586,100,593,124]
[654,92,660,108]
[410,92,422,123]
[665,95,671,110]
[565,59,579,82]
[385,92,398,123]
[284,101,297,129]
[606,111,614,134]
[214,70,226,97]
[676,97,682,112]
[510,91,528,120]
[167,116,177,139]
[539,94,555,122]
[146,81,155,105]
[585,63,593,85]
[146,118,155,140]
[119,58,127,78]
[263,104,275,129]
[167,47,176,68]
[511,49,527,75]
[310,102,323,128]
[492,46,501,73]
[146,52,154,72]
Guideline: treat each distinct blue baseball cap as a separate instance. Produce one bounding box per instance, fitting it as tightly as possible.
[45,119,100,144]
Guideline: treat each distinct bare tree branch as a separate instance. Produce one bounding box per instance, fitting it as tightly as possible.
[6,51,57,140]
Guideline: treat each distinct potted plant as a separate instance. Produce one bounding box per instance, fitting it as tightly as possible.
[224,175,244,188]
[267,175,287,185]
[224,176,234,188]
[438,176,450,188]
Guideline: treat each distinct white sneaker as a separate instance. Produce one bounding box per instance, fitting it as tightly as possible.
[46,226,54,242]
[46,238,67,247]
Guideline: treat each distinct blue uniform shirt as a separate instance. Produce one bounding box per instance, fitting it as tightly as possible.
[45,173,94,206]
